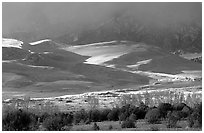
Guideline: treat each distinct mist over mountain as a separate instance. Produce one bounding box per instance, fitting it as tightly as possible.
[3,2,202,52]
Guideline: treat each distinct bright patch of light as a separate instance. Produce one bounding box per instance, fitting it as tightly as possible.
[29,39,51,45]
[84,53,125,65]
[43,52,52,54]
[70,40,117,49]
[127,59,152,68]
[2,38,23,49]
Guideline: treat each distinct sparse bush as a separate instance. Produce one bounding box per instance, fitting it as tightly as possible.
[100,108,111,121]
[173,103,186,111]
[92,122,100,130]
[119,113,127,121]
[179,106,191,118]
[27,113,39,131]
[42,114,72,131]
[107,108,120,121]
[3,109,34,131]
[88,109,101,122]
[121,119,136,128]
[145,108,161,124]
[187,102,202,128]
[119,104,136,121]
[36,101,60,115]
[157,103,173,118]
[120,104,131,115]
[139,102,149,111]
[187,115,195,128]
[194,102,202,127]
[74,109,88,124]
[42,116,61,130]
[133,103,148,120]
[144,91,151,106]
[166,111,181,128]
[87,96,99,109]
[73,111,82,124]
[129,113,137,122]
[39,112,50,123]
[62,112,74,125]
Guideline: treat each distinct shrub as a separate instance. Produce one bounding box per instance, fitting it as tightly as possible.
[27,113,39,131]
[179,106,191,118]
[187,115,195,128]
[87,96,99,109]
[173,103,186,111]
[133,107,145,120]
[120,104,135,114]
[73,111,82,124]
[56,112,73,128]
[121,119,136,128]
[187,102,202,128]
[166,111,181,128]
[100,108,111,121]
[157,103,173,118]
[139,102,149,111]
[42,115,71,131]
[107,108,120,121]
[92,122,100,130]
[39,112,50,123]
[194,102,202,127]
[129,113,137,122]
[145,108,161,124]
[133,103,149,120]
[74,109,88,124]
[119,113,127,121]
[80,109,88,123]
[88,109,101,122]
[3,109,34,131]
[33,101,60,115]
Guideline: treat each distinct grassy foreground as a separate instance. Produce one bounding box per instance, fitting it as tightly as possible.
[2,98,202,131]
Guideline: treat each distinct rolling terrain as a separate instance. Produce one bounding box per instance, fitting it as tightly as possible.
[2,38,202,101]
[1,39,202,131]
[2,38,152,100]
[65,40,201,81]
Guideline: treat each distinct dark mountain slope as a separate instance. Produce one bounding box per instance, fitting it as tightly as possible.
[71,63,150,86]
[139,55,202,74]
[2,47,30,60]
[2,62,84,83]
[104,43,202,74]
[24,41,64,53]
[19,50,88,70]
[54,14,201,53]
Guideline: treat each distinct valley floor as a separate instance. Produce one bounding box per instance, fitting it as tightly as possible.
[3,80,202,112]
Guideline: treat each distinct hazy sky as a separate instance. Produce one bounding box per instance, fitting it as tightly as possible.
[2,2,202,34]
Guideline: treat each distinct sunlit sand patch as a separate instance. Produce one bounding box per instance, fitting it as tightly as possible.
[2,38,23,49]
[84,53,126,65]
[127,59,152,69]
[68,41,117,49]
[2,60,17,63]
[29,39,51,45]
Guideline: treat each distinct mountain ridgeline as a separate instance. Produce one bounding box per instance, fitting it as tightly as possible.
[5,12,202,53]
